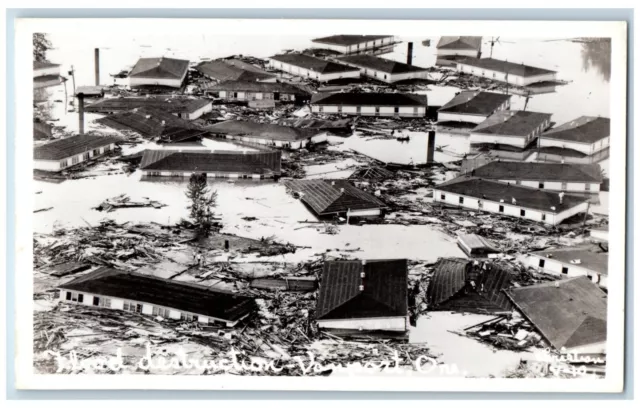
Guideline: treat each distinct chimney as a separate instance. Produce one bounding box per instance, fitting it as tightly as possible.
[406,42,414,66]
[361,260,367,265]
[331,181,335,186]
[94,48,100,86]
[512,197,517,205]
[77,94,85,135]
[558,192,565,204]
[426,130,436,163]
[161,120,166,126]
[340,188,345,193]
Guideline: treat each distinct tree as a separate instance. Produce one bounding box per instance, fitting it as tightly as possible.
[185,173,218,237]
[33,33,52,62]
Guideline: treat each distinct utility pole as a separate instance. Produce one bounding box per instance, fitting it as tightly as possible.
[582,201,592,230]
[69,65,76,96]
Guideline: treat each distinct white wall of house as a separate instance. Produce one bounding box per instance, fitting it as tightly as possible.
[311,104,426,117]
[179,103,213,120]
[494,179,601,193]
[439,112,488,124]
[317,37,395,54]
[34,66,60,78]
[143,169,273,179]
[310,132,329,144]
[347,208,383,217]
[456,63,557,86]
[318,316,407,331]
[539,136,610,156]
[470,133,529,148]
[343,65,429,83]
[437,49,480,58]
[34,143,115,173]
[524,255,607,289]
[217,90,296,102]
[564,341,607,356]
[590,229,609,242]
[129,72,187,88]
[267,59,360,82]
[34,77,63,89]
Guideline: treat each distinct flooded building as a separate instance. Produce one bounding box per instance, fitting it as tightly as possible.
[284,179,388,220]
[438,91,511,125]
[432,176,591,225]
[194,60,275,82]
[469,110,552,149]
[436,36,483,60]
[469,161,603,194]
[310,92,428,117]
[128,57,190,88]
[334,54,430,83]
[58,267,256,327]
[33,61,63,89]
[86,97,213,120]
[536,116,610,163]
[311,35,398,55]
[139,149,281,179]
[504,276,607,355]
[34,134,120,172]
[96,107,199,137]
[207,120,326,150]
[456,58,557,86]
[267,53,361,82]
[523,244,608,289]
[316,259,408,334]
[203,80,309,103]
[426,258,512,313]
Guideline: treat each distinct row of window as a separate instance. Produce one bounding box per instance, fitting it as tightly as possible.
[523,181,592,191]
[65,291,111,307]
[441,194,548,221]
[538,259,569,274]
[59,145,112,168]
[145,172,267,179]
[318,106,420,114]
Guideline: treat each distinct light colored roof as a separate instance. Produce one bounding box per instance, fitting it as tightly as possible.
[437,36,483,50]
[269,54,360,74]
[541,116,610,144]
[438,91,510,115]
[336,54,428,74]
[207,120,321,142]
[472,110,552,136]
[471,161,603,183]
[128,57,189,79]
[457,57,557,77]
[312,35,393,46]
[529,245,608,275]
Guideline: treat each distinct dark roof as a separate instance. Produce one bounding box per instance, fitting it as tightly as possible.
[207,120,321,142]
[541,116,610,144]
[195,60,274,82]
[438,91,511,116]
[457,57,557,77]
[504,276,607,351]
[86,97,211,114]
[436,36,483,51]
[96,107,198,137]
[535,146,588,158]
[316,259,408,320]
[311,92,428,107]
[128,57,189,80]
[434,176,590,214]
[269,54,360,74]
[34,61,60,70]
[336,54,428,74]
[75,86,105,97]
[204,80,308,95]
[34,120,53,140]
[529,245,608,275]
[34,135,121,161]
[472,161,603,183]
[140,149,281,175]
[427,258,512,313]
[472,110,552,136]
[59,267,255,322]
[284,179,388,216]
[312,35,393,47]
[220,58,270,74]
[159,127,207,143]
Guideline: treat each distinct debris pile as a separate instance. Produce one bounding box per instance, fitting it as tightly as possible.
[461,313,544,351]
[94,194,167,212]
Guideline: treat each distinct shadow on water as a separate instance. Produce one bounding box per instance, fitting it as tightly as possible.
[581,38,611,82]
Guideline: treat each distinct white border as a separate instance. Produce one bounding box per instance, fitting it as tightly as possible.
[14,18,627,392]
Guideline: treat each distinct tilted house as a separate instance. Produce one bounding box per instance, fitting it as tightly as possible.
[128,57,190,88]
[432,176,591,225]
[456,57,557,86]
[33,61,63,89]
[86,97,213,120]
[268,54,361,82]
[311,35,398,55]
[427,258,512,314]
[34,134,120,172]
[316,259,409,333]
[436,36,483,59]
[203,80,309,103]
[311,92,428,118]
[194,60,275,82]
[469,161,603,194]
[537,117,610,163]
[139,149,281,179]
[284,179,388,220]
[207,120,326,150]
[59,267,256,327]
[438,91,511,125]
[457,234,500,258]
[504,276,607,355]
[96,107,200,138]
[469,110,552,150]
[524,244,609,289]
[335,54,430,83]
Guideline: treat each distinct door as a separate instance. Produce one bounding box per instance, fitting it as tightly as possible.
[93,296,100,306]
[274,92,280,101]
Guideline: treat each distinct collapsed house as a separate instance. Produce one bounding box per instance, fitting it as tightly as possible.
[128,57,190,89]
[537,116,610,164]
[86,97,213,120]
[436,36,483,61]
[207,120,327,150]
[524,244,609,289]
[437,91,511,125]
[335,54,430,83]
[33,60,63,89]
[96,107,200,138]
[310,92,428,118]
[504,276,607,355]
[316,259,409,335]
[58,267,256,327]
[139,149,281,179]
[456,57,558,86]
[268,53,361,82]
[432,176,591,225]
[457,234,500,258]
[283,179,388,220]
[194,60,275,82]
[427,258,512,314]
[34,119,53,140]
[203,80,309,104]
[34,134,121,172]
[311,35,398,56]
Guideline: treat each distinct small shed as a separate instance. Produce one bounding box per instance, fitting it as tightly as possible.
[457,234,500,258]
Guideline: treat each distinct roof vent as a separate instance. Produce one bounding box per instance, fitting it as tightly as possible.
[161,120,166,126]
[500,199,504,203]
[558,192,565,204]
[554,281,560,288]
[550,206,556,210]
[570,259,582,265]
[331,181,335,186]
[358,285,364,291]
[145,115,151,119]
[360,272,365,278]
[361,260,367,265]
[133,108,138,113]
[512,197,517,204]
[340,188,345,193]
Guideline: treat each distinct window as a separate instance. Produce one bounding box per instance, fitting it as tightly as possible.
[585,183,591,191]
[71,292,78,301]
[59,160,67,168]
[414,107,418,115]
[538,182,544,189]
[561,267,569,275]
[561,182,567,191]
[515,180,522,185]
[499,205,504,213]
[384,74,388,80]
[440,194,445,200]
[374,72,378,77]
[181,313,197,322]
[233,92,238,98]
[493,72,496,78]
[66,291,72,301]
[83,152,90,161]
[318,106,323,113]
[72,156,80,165]
[337,106,342,113]
[356,106,361,114]
[541,214,546,222]
[93,296,100,306]
[93,149,100,156]
[520,209,526,217]
[375,107,380,114]
[538,259,545,268]
[394,107,399,115]
[136,304,143,313]
[152,306,171,318]
[100,298,111,308]
[458,196,464,204]
[78,294,84,303]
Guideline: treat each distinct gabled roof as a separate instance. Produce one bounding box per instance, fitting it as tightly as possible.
[458,58,556,77]
[504,276,607,352]
[316,259,408,320]
[437,36,483,51]
[59,267,255,323]
[284,179,388,216]
[34,135,121,161]
[427,258,512,313]
[204,80,309,95]
[471,161,603,183]
[541,116,610,144]
[336,54,428,74]
[139,149,281,175]
[159,127,207,143]
[269,54,360,74]
[312,35,393,47]
[207,120,321,142]
[129,57,189,80]
[438,91,511,116]
[34,61,60,70]
[472,110,552,136]
[195,60,274,82]
[434,176,590,214]
[86,97,211,114]
[96,107,198,137]
[529,245,608,275]
[311,92,428,107]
